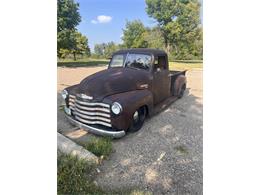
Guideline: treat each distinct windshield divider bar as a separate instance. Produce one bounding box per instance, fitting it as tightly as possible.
[123,52,129,67]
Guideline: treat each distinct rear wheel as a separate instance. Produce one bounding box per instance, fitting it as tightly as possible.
[178,84,186,98]
[128,106,146,132]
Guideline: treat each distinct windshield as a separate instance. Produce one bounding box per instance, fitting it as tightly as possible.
[109,53,152,71]
[125,54,152,71]
[109,54,126,67]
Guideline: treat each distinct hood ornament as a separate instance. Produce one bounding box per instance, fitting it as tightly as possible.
[78,93,93,100]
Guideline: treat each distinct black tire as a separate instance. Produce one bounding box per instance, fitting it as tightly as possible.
[178,84,186,98]
[128,106,146,133]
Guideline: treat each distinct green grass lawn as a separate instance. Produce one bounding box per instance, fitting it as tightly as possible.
[169,60,203,71]
[58,58,203,70]
[83,137,113,159]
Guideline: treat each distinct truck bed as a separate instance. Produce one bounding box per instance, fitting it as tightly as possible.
[169,70,187,76]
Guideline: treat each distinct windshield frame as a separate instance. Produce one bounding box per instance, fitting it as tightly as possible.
[108,52,154,72]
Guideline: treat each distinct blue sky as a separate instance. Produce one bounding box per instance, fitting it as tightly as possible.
[75,0,202,51]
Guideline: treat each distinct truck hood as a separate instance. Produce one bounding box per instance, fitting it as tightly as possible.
[78,67,150,100]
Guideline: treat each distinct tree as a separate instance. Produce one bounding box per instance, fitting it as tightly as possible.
[57,0,81,57]
[103,42,118,58]
[57,0,81,32]
[143,27,165,49]
[146,0,202,59]
[70,31,90,60]
[122,20,147,48]
[94,43,106,56]
[57,29,75,57]
[57,0,90,60]
[93,42,119,58]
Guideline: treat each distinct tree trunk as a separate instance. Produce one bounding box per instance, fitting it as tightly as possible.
[165,41,170,55]
[163,35,170,55]
[166,43,170,54]
[73,52,76,61]
[173,43,178,54]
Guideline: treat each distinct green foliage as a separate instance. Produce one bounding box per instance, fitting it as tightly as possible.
[57,29,74,54]
[94,43,106,56]
[145,0,202,60]
[103,42,119,58]
[57,153,104,195]
[57,0,81,52]
[122,20,147,48]
[92,41,124,58]
[84,137,113,158]
[71,31,91,60]
[58,31,90,59]
[143,26,165,49]
[57,0,81,32]
[57,153,152,194]
[174,145,189,155]
[94,42,122,58]
[57,0,90,60]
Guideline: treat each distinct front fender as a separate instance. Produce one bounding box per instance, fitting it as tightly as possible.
[63,84,79,106]
[103,90,153,130]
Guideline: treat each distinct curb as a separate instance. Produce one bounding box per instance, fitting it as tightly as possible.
[57,132,98,164]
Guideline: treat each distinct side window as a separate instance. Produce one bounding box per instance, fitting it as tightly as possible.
[158,56,167,70]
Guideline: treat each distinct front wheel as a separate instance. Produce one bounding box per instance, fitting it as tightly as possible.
[128,107,146,133]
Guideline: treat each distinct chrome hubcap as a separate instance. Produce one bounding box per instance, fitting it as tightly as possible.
[133,111,139,121]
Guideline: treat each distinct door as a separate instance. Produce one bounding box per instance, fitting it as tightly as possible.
[152,55,171,104]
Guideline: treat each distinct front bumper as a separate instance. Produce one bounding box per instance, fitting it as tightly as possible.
[65,115,126,138]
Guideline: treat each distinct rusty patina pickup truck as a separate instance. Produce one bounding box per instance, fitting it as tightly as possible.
[62,48,187,138]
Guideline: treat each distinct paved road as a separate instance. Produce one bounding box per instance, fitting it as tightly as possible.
[57,68,203,194]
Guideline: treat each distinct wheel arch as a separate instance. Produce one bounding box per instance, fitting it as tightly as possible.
[174,75,187,96]
[103,89,153,130]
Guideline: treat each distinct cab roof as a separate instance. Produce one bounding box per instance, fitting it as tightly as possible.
[112,48,167,56]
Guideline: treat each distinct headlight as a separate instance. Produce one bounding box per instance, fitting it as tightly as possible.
[61,89,68,99]
[111,102,122,115]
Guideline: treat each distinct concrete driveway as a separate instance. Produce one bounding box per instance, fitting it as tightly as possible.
[57,67,203,194]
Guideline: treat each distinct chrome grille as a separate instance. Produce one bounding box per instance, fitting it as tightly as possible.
[68,94,111,127]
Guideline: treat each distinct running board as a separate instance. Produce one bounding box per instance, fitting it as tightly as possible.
[151,96,178,116]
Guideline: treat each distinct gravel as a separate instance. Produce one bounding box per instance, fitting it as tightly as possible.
[96,70,203,194]
[57,69,203,194]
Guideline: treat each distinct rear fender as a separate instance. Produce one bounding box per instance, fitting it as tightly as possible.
[174,75,187,96]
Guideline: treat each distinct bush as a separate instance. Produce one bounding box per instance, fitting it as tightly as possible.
[84,137,113,158]
[57,153,103,195]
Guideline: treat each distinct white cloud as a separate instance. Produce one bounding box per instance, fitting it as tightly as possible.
[91,20,98,24]
[91,15,112,24]
[97,15,112,23]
